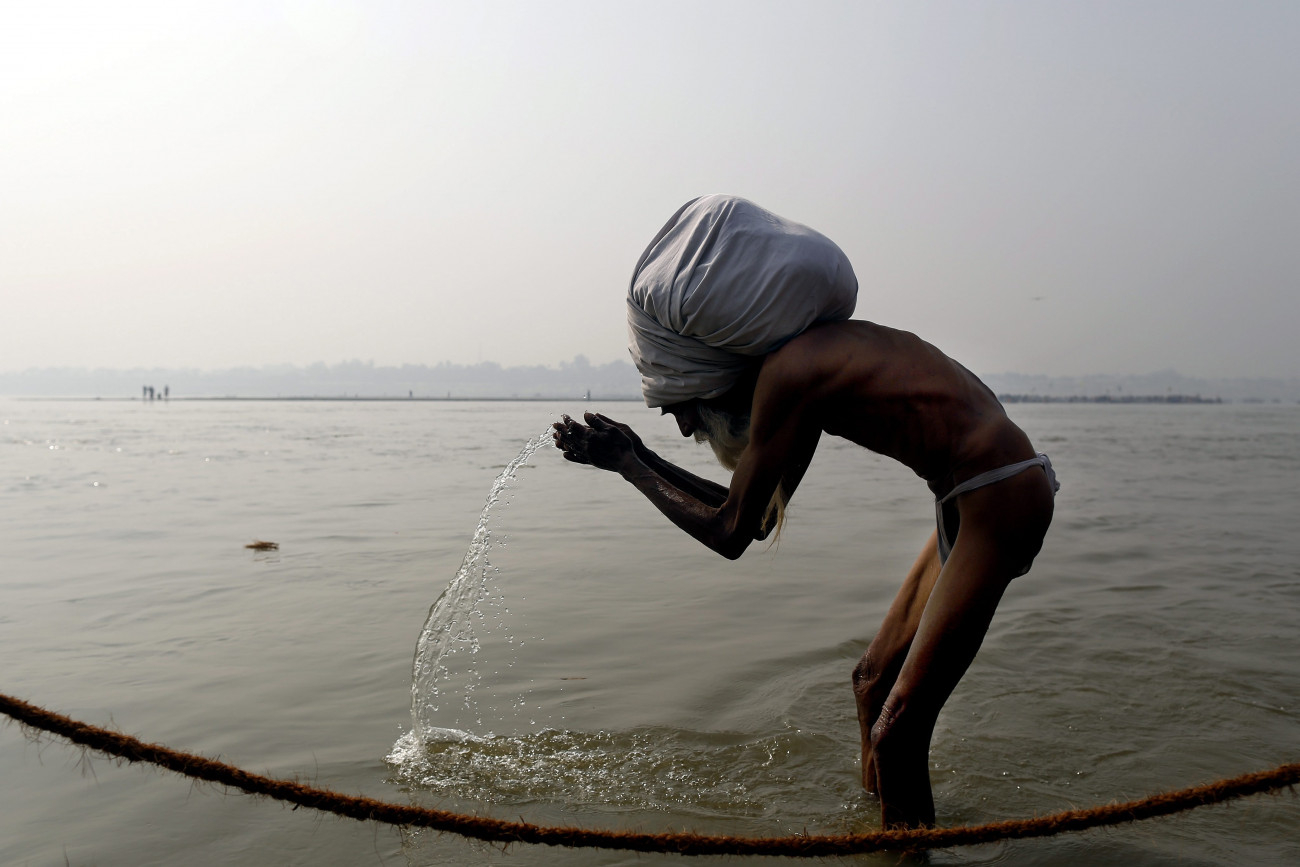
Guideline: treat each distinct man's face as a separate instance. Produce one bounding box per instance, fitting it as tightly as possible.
[662,401,702,438]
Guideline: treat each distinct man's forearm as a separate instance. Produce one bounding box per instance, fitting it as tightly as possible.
[633,446,729,508]
[617,454,750,560]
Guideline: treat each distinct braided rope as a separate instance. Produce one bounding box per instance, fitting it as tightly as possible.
[2,692,1294,857]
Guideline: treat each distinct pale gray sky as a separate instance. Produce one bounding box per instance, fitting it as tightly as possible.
[3,1,1297,378]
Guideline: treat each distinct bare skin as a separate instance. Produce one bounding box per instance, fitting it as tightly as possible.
[552,319,1055,829]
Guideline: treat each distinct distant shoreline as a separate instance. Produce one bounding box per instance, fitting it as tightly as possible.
[9,394,1296,405]
[7,395,644,403]
[997,393,1227,404]
[5,362,1299,403]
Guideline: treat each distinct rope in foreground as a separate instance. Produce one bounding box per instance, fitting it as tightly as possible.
[2,693,1295,858]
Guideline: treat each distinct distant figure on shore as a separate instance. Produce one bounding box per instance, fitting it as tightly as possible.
[554,195,1058,830]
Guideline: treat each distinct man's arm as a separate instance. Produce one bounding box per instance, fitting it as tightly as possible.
[554,395,819,559]
[562,413,754,558]
[579,413,730,508]
[554,412,738,518]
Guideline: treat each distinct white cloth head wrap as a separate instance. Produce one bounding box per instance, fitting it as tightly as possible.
[627,195,858,407]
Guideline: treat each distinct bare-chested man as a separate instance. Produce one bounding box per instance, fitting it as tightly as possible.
[552,196,1057,830]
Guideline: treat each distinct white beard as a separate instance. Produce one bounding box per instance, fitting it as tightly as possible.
[692,404,786,537]
[693,404,751,471]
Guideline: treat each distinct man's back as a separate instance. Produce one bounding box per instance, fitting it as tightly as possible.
[754,320,1034,496]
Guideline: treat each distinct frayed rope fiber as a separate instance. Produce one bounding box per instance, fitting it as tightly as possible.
[2,692,1295,857]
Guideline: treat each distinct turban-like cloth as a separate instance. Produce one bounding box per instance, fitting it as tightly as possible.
[627,195,858,408]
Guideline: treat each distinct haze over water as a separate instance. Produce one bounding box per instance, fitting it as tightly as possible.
[1,397,1296,865]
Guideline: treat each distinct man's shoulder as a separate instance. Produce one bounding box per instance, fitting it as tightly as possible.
[765,321,879,378]
[752,325,860,418]
[754,321,906,428]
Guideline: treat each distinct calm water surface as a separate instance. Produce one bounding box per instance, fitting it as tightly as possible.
[1,398,1296,866]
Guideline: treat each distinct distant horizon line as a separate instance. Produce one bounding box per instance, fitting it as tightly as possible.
[10,393,1292,406]
[2,359,1299,381]
[3,361,1300,403]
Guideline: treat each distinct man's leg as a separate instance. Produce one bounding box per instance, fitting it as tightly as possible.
[852,531,942,792]
[869,473,1053,829]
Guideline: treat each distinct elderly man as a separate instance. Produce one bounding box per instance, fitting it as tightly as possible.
[552,195,1057,830]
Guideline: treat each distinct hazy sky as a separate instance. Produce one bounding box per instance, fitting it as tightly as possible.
[4,1,1297,378]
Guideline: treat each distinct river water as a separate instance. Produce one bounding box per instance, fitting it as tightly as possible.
[1,397,1295,865]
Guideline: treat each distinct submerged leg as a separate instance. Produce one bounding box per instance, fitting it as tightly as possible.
[869,473,1053,829]
[852,532,941,793]
[869,554,1008,829]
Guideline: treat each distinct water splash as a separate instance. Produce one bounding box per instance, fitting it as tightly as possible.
[385,428,870,832]
[388,723,870,834]
[405,429,551,746]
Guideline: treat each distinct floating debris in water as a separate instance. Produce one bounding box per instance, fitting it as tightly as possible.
[245,540,279,551]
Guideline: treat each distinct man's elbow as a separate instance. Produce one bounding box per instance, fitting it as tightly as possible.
[703,507,754,560]
[715,531,752,561]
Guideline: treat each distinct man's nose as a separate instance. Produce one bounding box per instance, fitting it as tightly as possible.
[676,414,695,437]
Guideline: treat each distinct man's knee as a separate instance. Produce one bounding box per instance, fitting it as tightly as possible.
[852,652,885,702]
[869,692,933,758]
[868,698,900,752]
[853,640,911,699]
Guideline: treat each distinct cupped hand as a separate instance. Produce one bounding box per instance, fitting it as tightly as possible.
[552,412,639,473]
[587,413,646,456]
[552,414,590,465]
